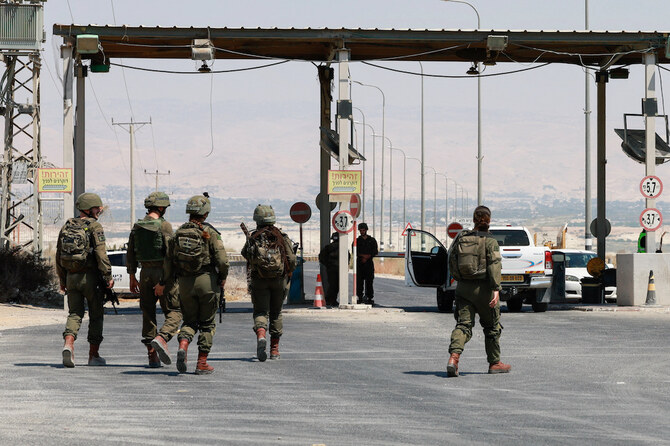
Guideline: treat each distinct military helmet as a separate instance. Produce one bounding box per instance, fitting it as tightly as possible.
[185,195,211,216]
[253,204,276,226]
[75,192,103,211]
[331,232,339,241]
[144,191,171,209]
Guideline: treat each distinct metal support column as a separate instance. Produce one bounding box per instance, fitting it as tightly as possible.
[0,56,15,248]
[337,48,351,306]
[644,53,657,253]
[596,70,608,260]
[74,63,86,200]
[62,42,75,218]
[317,65,333,270]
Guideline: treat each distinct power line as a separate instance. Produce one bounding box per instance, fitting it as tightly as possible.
[360,60,551,78]
[108,59,290,74]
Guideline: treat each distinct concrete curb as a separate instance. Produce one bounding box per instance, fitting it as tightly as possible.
[550,303,670,313]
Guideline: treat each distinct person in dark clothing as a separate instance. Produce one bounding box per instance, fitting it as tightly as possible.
[319,233,342,307]
[354,223,378,305]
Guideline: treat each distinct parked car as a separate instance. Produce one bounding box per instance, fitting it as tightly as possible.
[108,250,139,297]
[550,249,616,302]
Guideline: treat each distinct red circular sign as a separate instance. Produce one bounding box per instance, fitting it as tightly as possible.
[447,222,463,239]
[639,207,663,231]
[639,175,663,199]
[350,194,361,219]
[332,210,355,234]
[290,202,312,224]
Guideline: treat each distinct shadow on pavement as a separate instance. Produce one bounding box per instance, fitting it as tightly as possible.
[121,370,181,376]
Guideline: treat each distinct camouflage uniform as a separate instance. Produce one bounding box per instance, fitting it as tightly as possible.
[127,215,182,350]
[56,218,112,344]
[165,221,229,354]
[242,228,296,338]
[448,232,503,364]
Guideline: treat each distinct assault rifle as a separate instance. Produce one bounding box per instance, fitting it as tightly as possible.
[97,272,119,314]
[219,287,226,322]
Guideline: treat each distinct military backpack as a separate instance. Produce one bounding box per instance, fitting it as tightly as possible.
[173,222,210,273]
[249,227,287,279]
[449,230,490,281]
[132,218,164,262]
[58,218,93,271]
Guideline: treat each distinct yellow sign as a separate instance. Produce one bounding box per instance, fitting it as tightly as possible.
[328,170,361,195]
[38,168,72,193]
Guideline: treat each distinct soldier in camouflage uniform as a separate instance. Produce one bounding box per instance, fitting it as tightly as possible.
[56,193,113,368]
[446,205,511,377]
[126,192,182,368]
[156,195,229,375]
[241,205,297,361]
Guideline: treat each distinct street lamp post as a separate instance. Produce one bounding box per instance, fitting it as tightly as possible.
[425,166,438,235]
[353,108,368,224]
[354,119,377,238]
[442,0,482,205]
[352,81,386,251]
[392,147,408,248]
[437,173,449,242]
[419,62,426,237]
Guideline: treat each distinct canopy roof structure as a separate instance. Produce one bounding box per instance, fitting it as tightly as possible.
[53,25,670,66]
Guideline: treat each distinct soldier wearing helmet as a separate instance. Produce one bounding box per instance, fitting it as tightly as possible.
[56,192,113,368]
[242,205,297,361]
[126,191,182,368]
[156,194,229,375]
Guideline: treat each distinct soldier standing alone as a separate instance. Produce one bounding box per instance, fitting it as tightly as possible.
[126,192,182,368]
[354,222,378,305]
[446,205,511,377]
[156,195,229,375]
[319,232,343,307]
[242,205,297,361]
[56,193,113,368]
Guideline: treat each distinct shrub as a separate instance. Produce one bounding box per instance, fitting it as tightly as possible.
[0,247,61,306]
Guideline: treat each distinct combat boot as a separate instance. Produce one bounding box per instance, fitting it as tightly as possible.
[62,335,75,368]
[88,344,107,366]
[256,328,267,362]
[488,361,512,374]
[447,353,460,377]
[176,338,189,374]
[151,335,172,365]
[195,351,214,375]
[146,344,161,368]
[270,337,280,360]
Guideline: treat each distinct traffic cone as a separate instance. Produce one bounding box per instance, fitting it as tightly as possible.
[313,274,326,309]
[645,270,657,305]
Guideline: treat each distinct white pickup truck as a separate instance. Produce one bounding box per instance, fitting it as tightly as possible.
[405,226,553,313]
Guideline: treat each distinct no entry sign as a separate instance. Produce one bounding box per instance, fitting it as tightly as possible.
[349,193,361,219]
[290,202,312,224]
[447,222,463,239]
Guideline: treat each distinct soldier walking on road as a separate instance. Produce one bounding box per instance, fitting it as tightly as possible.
[156,195,229,375]
[354,222,378,305]
[126,192,182,368]
[446,205,511,377]
[242,205,297,361]
[56,193,114,368]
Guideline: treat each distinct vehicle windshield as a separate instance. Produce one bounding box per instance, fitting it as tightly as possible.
[564,252,596,268]
[489,229,530,246]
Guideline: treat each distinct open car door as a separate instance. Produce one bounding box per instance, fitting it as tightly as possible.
[405,228,448,287]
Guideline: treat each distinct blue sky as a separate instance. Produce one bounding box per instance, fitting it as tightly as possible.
[40,0,670,210]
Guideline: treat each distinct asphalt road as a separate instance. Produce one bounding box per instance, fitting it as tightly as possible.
[1,263,669,445]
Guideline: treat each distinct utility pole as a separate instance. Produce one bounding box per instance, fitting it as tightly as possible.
[144,169,170,191]
[112,118,151,228]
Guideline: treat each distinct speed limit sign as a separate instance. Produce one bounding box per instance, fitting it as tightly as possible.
[640,208,663,231]
[640,175,663,198]
[332,210,354,234]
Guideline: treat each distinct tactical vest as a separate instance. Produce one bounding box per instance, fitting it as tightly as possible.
[173,222,210,273]
[58,218,93,271]
[449,230,490,281]
[132,218,164,262]
[249,227,286,279]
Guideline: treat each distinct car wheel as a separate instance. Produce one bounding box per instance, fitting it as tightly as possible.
[506,297,523,313]
[531,302,548,312]
[437,289,454,313]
